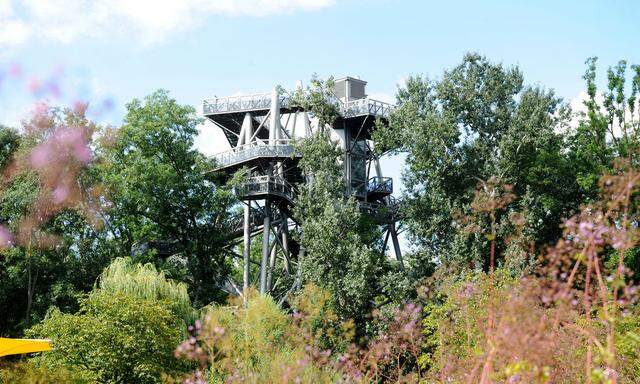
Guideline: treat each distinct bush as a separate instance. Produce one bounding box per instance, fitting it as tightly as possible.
[97,257,197,325]
[0,362,89,383]
[27,291,191,383]
[176,286,346,383]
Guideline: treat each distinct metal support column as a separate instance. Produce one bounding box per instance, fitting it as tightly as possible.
[389,222,404,270]
[243,203,251,294]
[281,220,290,275]
[267,231,278,292]
[260,201,271,294]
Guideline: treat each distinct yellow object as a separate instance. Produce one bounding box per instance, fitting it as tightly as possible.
[0,338,51,357]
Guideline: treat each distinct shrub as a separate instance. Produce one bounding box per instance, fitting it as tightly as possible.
[175,286,346,383]
[0,362,91,383]
[27,291,190,383]
[97,257,197,325]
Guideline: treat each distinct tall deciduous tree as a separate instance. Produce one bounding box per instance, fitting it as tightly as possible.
[28,258,193,383]
[375,53,583,274]
[294,132,391,330]
[96,90,235,306]
[0,107,109,335]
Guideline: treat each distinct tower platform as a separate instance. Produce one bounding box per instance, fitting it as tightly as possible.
[203,77,404,298]
[212,139,301,172]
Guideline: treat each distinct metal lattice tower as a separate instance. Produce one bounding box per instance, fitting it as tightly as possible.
[204,77,403,297]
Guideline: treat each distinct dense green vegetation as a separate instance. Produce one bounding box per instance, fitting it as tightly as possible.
[1,54,640,383]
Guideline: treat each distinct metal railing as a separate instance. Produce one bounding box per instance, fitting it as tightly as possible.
[203,93,289,114]
[212,139,299,169]
[358,196,401,223]
[237,175,295,202]
[225,206,287,238]
[204,92,393,118]
[366,176,393,195]
[342,98,394,118]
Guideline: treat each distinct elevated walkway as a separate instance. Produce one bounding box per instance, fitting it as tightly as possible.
[212,139,301,171]
[204,93,291,116]
[204,94,393,119]
[342,98,394,119]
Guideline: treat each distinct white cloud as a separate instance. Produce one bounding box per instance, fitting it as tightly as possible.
[0,0,334,47]
[0,0,30,47]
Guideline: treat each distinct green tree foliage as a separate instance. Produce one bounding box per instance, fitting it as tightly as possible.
[28,292,189,383]
[374,53,583,273]
[286,75,341,129]
[97,257,196,325]
[96,90,235,306]
[0,363,89,384]
[293,132,390,329]
[568,58,640,194]
[27,258,195,383]
[0,125,20,169]
[0,109,113,335]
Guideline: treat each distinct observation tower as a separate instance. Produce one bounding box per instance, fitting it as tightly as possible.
[204,77,403,298]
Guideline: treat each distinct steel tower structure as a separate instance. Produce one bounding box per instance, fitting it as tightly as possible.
[204,77,403,297]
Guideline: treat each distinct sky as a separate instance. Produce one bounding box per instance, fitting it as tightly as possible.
[0,0,639,197]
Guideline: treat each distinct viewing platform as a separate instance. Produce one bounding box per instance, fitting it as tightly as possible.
[366,176,393,200]
[236,175,295,203]
[212,140,301,171]
[342,98,394,119]
[203,93,393,119]
[358,197,401,224]
[204,93,291,116]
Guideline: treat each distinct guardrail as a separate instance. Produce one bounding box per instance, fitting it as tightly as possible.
[342,98,394,118]
[204,93,394,119]
[203,93,289,114]
[366,176,393,195]
[225,207,287,238]
[212,139,299,169]
[237,175,295,202]
[358,197,400,223]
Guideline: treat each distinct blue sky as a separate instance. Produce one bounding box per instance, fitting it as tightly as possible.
[0,0,639,189]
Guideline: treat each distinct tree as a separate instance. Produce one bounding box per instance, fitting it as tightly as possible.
[374,53,583,274]
[0,106,110,335]
[27,257,195,383]
[294,132,390,329]
[97,257,196,325]
[95,90,235,306]
[28,292,189,383]
[568,58,640,194]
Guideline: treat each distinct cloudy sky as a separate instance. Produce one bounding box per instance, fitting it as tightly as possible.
[0,0,638,188]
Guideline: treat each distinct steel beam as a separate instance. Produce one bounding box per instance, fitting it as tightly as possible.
[389,222,404,270]
[242,202,251,294]
[259,201,271,294]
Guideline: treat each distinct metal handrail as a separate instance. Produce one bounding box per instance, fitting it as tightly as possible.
[342,98,394,118]
[226,206,286,236]
[366,176,393,194]
[204,91,394,118]
[204,93,289,114]
[212,139,299,169]
[358,197,400,223]
[237,175,295,202]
